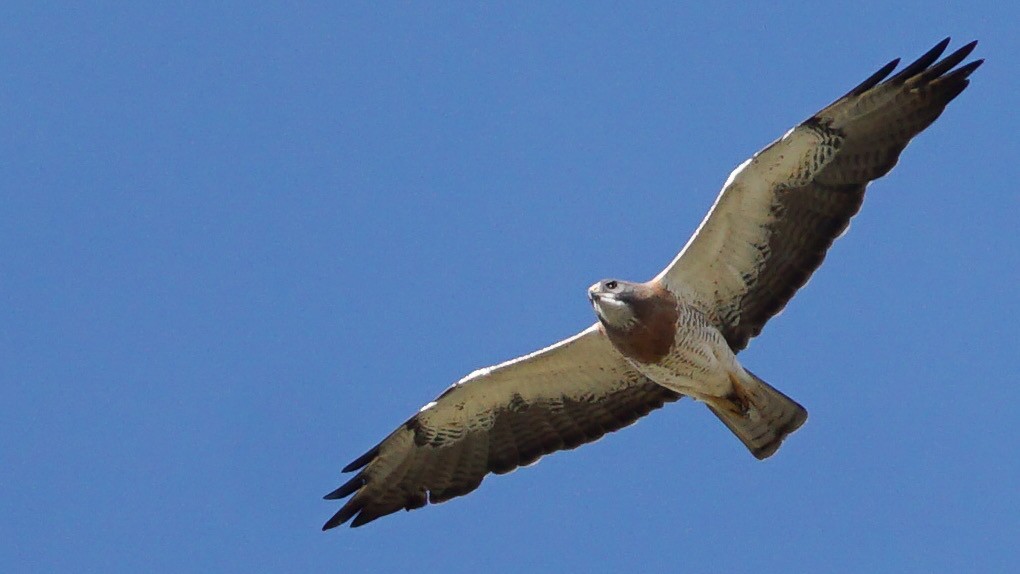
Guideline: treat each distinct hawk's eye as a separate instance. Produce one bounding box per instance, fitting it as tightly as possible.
[605,280,618,290]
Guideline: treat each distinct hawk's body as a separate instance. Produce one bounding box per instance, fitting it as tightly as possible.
[324,39,982,529]
[589,280,806,459]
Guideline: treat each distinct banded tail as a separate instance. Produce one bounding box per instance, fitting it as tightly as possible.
[707,369,807,459]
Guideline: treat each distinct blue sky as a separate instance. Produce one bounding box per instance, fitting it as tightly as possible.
[3,3,1018,573]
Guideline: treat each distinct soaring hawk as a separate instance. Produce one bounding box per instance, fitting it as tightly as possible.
[324,39,981,529]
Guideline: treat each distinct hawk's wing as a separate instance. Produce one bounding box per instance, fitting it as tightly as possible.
[323,325,680,528]
[656,38,981,351]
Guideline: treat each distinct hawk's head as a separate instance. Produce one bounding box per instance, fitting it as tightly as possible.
[588,279,679,364]
[588,279,643,330]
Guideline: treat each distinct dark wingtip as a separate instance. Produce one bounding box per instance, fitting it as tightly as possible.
[890,37,952,83]
[958,39,979,55]
[323,474,365,500]
[350,511,379,528]
[930,36,953,56]
[342,445,380,473]
[840,58,899,100]
[952,58,984,78]
[933,36,953,55]
[919,40,980,82]
[835,38,981,107]
[929,56,983,104]
[321,513,345,531]
[322,501,361,530]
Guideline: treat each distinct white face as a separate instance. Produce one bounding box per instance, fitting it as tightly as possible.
[592,293,638,330]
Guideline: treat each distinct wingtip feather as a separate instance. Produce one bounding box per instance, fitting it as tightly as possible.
[840,58,899,100]
[321,511,351,530]
[322,499,364,530]
[341,445,379,473]
[950,58,984,79]
[349,512,376,528]
[890,37,952,83]
[323,474,364,500]
[918,40,980,82]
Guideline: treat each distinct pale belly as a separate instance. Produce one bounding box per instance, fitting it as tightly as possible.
[629,308,744,402]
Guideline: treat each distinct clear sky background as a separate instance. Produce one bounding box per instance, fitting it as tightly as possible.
[3,3,1018,573]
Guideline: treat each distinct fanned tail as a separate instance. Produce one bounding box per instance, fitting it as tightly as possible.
[707,369,807,460]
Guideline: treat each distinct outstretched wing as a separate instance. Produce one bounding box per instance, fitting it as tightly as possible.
[323,325,681,528]
[656,38,981,351]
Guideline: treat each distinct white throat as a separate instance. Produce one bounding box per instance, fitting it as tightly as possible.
[593,295,638,330]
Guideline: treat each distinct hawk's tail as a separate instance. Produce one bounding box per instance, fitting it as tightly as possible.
[706,369,807,460]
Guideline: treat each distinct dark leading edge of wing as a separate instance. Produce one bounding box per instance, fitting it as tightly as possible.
[716,39,981,351]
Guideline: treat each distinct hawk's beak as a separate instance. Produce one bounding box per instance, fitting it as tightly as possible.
[587,284,601,304]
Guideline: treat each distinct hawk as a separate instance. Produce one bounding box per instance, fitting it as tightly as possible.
[324,39,981,529]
